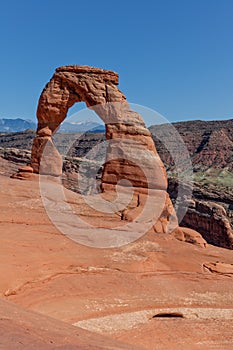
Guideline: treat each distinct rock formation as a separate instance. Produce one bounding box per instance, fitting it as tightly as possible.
[14,66,178,235]
[174,226,208,248]
[29,65,167,190]
[181,200,233,249]
[168,179,233,249]
[11,65,208,244]
[150,119,233,171]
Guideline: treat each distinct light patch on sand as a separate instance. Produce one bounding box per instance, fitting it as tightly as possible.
[74,307,233,334]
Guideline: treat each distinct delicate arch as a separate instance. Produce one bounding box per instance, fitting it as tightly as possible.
[30,65,167,191]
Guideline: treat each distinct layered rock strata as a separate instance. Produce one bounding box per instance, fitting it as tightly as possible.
[181,200,233,249]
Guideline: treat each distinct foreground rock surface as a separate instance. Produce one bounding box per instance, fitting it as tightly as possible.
[0,299,140,350]
[0,171,233,349]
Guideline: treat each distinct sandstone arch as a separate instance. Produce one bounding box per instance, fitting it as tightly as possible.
[13,65,196,240]
[30,65,167,192]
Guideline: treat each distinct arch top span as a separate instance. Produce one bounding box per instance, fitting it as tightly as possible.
[36,65,127,132]
[55,65,119,84]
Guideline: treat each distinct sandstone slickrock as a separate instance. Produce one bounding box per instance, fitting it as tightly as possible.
[0,298,141,350]
[203,261,233,276]
[1,173,233,349]
[176,227,208,248]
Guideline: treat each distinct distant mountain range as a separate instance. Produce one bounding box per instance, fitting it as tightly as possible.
[0,118,105,133]
[0,118,36,132]
[60,121,105,133]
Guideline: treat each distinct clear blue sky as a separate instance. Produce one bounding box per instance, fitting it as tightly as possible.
[0,0,233,123]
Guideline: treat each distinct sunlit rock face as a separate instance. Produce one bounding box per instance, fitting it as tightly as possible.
[13,65,203,242]
[30,65,167,191]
